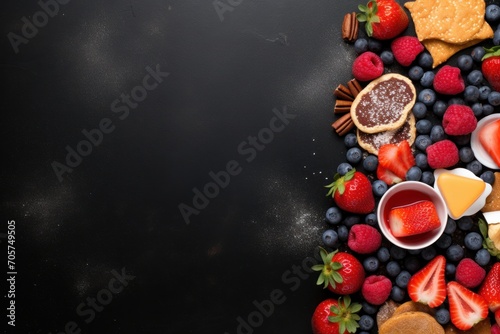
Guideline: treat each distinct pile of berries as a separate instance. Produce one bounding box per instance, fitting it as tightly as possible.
[312,2,500,333]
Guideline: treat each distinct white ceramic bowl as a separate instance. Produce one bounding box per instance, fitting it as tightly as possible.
[470,113,500,170]
[377,181,448,250]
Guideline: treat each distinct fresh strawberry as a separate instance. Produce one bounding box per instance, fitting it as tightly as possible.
[311,296,361,334]
[376,165,402,185]
[447,281,489,331]
[482,46,500,92]
[312,247,366,295]
[356,0,409,40]
[478,119,500,167]
[388,200,441,237]
[325,168,375,214]
[407,255,446,308]
[377,140,415,182]
[478,262,500,312]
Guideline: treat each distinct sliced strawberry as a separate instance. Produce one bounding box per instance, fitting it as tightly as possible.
[378,140,415,181]
[478,262,500,312]
[407,255,446,308]
[388,200,441,237]
[397,139,415,171]
[447,281,489,331]
[376,165,402,185]
[479,119,500,167]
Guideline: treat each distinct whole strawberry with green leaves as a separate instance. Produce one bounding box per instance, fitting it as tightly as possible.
[356,0,409,40]
[311,296,361,334]
[325,168,375,214]
[482,46,500,92]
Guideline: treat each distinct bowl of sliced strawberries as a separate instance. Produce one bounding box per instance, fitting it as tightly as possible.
[377,181,448,250]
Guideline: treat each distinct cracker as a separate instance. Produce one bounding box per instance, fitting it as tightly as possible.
[482,172,500,212]
[405,0,485,44]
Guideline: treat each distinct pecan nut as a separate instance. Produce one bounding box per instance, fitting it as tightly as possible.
[342,12,359,43]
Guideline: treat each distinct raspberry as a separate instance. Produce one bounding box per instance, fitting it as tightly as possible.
[347,224,382,254]
[493,324,500,334]
[352,51,384,82]
[442,105,478,135]
[426,139,459,169]
[391,36,424,66]
[433,65,465,95]
[361,275,392,305]
[455,258,486,288]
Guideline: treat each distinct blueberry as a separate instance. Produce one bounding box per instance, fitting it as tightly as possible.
[420,71,435,87]
[390,245,406,260]
[359,315,375,331]
[395,270,412,288]
[471,46,486,62]
[435,234,452,249]
[364,213,377,226]
[483,103,495,116]
[467,70,484,86]
[368,38,383,53]
[346,147,362,164]
[409,66,424,81]
[412,102,428,119]
[408,248,422,255]
[471,102,483,117]
[380,50,394,65]
[421,245,437,261]
[363,154,378,172]
[344,133,357,148]
[403,257,421,273]
[354,38,369,54]
[479,86,491,100]
[494,27,500,46]
[417,52,433,69]
[325,206,342,224]
[415,135,432,151]
[466,159,483,175]
[363,256,379,272]
[343,215,361,228]
[448,97,465,106]
[372,179,388,197]
[322,229,338,247]
[457,54,474,72]
[459,146,475,163]
[445,218,457,234]
[480,170,495,184]
[377,247,390,262]
[475,248,491,266]
[386,261,401,277]
[435,308,450,325]
[432,100,447,117]
[362,301,378,315]
[458,216,474,231]
[464,231,483,251]
[486,4,500,23]
[446,263,456,276]
[337,225,348,241]
[416,119,432,134]
[415,152,428,169]
[406,166,422,181]
[430,125,446,142]
[418,88,437,106]
[391,286,406,302]
[464,85,480,102]
[337,162,353,176]
[446,244,464,262]
[420,171,434,185]
[488,91,500,106]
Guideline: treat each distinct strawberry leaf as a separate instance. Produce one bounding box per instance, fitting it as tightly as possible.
[482,46,500,60]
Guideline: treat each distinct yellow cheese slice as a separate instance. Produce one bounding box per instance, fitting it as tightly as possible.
[437,173,486,218]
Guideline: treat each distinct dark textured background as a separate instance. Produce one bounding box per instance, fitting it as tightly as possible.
[1,0,398,333]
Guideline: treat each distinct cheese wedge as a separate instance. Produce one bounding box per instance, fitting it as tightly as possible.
[436,173,486,218]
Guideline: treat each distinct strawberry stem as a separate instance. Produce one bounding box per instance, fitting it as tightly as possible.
[312,247,344,289]
[328,296,361,333]
[325,168,356,197]
[482,46,500,60]
[356,0,379,37]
